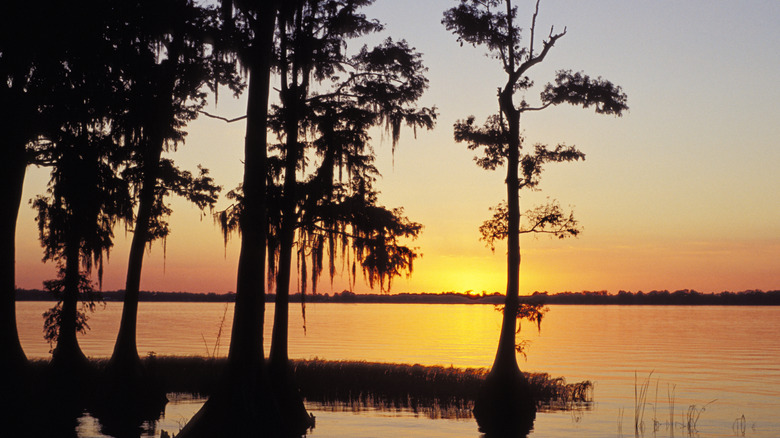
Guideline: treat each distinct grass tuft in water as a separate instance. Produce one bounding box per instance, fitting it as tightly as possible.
[634,370,653,434]
[293,359,592,418]
[733,414,746,437]
[683,399,716,434]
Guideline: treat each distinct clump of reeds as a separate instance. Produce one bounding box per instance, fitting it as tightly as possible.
[293,359,484,419]
[526,372,593,411]
[621,373,722,438]
[684,399,716,434]
[634,371,653,434]
[293,359,592,419]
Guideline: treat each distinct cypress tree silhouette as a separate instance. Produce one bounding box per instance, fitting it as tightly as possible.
[29,1,135,375]
[32,116,133,374]
[209,2,434,434]
[177,1,281,436]
[443,0,627,434]
[0,0,69,376]
[107,0,231,387]
[263,1,435,433]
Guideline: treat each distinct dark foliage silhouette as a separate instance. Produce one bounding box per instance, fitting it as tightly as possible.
[31,92,134,374]
[258,1,435,433]
[209,2,434,434]
[0,0,74,376]
[2,2,135,433]
[107,0,231,388]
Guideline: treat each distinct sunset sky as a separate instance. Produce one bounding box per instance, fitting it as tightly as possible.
[14,0,780,295]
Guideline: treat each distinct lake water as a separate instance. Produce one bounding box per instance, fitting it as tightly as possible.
[16,302,780,437]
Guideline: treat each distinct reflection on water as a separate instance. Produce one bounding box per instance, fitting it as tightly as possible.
[75,394,205,438]
[16,303,780,437]
[77,395,488,438]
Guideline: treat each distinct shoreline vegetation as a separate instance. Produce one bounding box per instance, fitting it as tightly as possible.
[16,288,780,305]
[18,357,591,420]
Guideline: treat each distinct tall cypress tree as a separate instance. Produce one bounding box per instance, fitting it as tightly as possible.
[30,0,134,374]
[443,0,627,433]
[108,0,232,386]
[266,1,434,432]
[0,0,73,376]
[177,1,280,435]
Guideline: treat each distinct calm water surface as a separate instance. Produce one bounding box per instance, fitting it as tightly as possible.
[17,302,780,437]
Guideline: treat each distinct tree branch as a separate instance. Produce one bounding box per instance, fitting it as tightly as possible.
[529,0,540,60]
[506,0,516,72]
[509,25,566,86]
[519,102,552,113]
[198,110,247,123]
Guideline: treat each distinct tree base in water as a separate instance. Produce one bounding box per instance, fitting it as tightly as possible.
[274,385,316,436]
[272,360,316,436]
[176,367,285,438]
[90,365,169,438]
[473,369,536,436]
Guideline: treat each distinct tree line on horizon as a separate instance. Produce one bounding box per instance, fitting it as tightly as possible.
[14,288,780,306]
[3,0,627,436]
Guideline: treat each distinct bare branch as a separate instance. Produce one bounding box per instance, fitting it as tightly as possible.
[529,0,541,60]
[519,102,552,113]
[549,25,566,39]
[198,110,247,123]
[509,24,566,88]
[506,0,515,71]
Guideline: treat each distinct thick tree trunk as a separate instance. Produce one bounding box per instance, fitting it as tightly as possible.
[177,4,278,437]
[227,40,270,382]
[0,140,28,372]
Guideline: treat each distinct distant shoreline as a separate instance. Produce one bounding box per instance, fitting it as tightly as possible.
[15,288,780,305]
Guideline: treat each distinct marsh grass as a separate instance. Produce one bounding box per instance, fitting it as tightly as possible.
[293,359,592,419]
[22,356,592,422]
[684,399,716,434]
[200,303,230,358]
[622,373,720,438]
[634,371,653,434]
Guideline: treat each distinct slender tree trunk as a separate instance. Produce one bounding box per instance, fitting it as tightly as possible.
[493,93,522,378]
[472,87,535,435]
[268,120,298,374]
[268,17,313,428]
[110,143,162,373]
[269,4,305,375]
[268,144,312,434]
[52,232,88,369]
[0,139,28,371]
[492,0,522,379]
[110,33,181,377]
